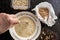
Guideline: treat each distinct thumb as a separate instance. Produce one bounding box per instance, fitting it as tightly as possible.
[8,16,20,25]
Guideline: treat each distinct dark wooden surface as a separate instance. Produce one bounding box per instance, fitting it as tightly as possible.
[0,0,60,40]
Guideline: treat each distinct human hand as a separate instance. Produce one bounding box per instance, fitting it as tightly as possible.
[0,13,19,34]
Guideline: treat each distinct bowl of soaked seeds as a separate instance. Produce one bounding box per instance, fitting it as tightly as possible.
[9,11,41,40]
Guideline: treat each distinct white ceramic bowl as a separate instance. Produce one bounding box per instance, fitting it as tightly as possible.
[9,11,41,40]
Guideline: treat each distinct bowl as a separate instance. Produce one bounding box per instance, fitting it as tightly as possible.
[9,11,41,40]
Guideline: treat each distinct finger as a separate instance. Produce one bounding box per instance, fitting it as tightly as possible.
[8,17,20,25]
[0,13,6,15]
[0,13,6,17]
[10,14,17,18]
[4,14,19,25]
[2,14,10,20]
[0,13,9,16]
